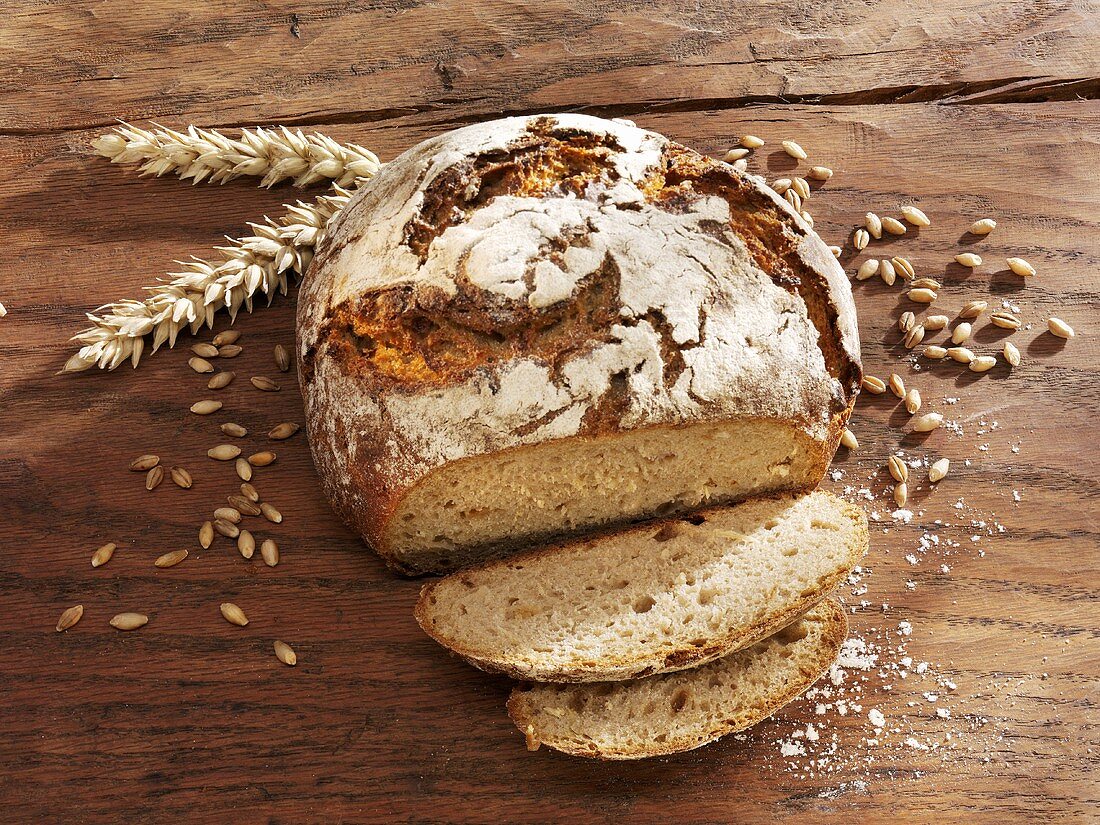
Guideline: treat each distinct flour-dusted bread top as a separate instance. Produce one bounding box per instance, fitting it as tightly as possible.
[297,114,861,551]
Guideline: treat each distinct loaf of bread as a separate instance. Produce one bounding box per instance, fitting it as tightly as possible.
[507,599,846,759]
[297,114,861,575]
[415,491,866,682]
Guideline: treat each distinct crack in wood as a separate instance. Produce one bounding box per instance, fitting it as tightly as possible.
[0,76,1096,138]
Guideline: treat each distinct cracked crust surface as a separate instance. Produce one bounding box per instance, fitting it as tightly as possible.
[296,114,861,572]
[506,599,848,760]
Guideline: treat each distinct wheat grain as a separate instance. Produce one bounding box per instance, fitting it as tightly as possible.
[261,539,280,567]
[969,355,997,372]
[218,344,243,358]
[260,502,283,524]
[129,454,160,471]
[154,549,188,568]
[274,344,291,372]
[1004,341,1021,366]
[213,330,241,346]
[955,253,982,268]
[853,229,870,250]
[856,259,880,280]
[235,458,253,481]
[208,371,235,389]
[273,640,297,665]
[928,458,950,482]
[888,455,909,483]
[904,387,922,414]
[951,323,973,345]
[740,135,765,149]
[990,311,1021,330]
[214,506,242,524]
[1007,257,1036,276]
[891,256,915,280]
[1048,317,1075,339]
[907,288,937,304]
[268,422,300,440]
[840,428,859,450]
[947,347,975,363]
[229,495,261,516]
[170,466,193,488]
[923,345,948,359]
[781,140,807,159]
[221,422,248,437]
[900,206,930,227]
[861,375,887,394]
[238,529,256,559]
[145,466,164,490]
[191,343,219,358]
[924,315,949,331]
[56,604,84,632]
[240,482,260,502]
[899,311,916,333]
[893,482,908,507]
[190,399,223,415]
[888,373,906,398]
[723,148,750,162]
[220,602,249,627]
[208,444,241,461]
[880,259,896,286]
[881,217,906,235]
[968,218,996,235]
[248,451,277,467]
[864,213,882,240]
[913,413,944,432]
[214,518,240,538]
[732,158,748,172]
[92,542,116,568]
[110,612,148,631]
[959,300,987,320]
[903,324,925,349]
[251,376,280,392]
[199,521,214,548]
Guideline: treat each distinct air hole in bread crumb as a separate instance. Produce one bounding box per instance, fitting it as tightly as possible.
[652,523,683,542]
[685,514,707,525]
[633,596,656,614]
[671,689,691,712]
[776,621,809,644]
[697,586,720,606]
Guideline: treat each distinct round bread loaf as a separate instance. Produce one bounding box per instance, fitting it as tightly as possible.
[297,114,861,575]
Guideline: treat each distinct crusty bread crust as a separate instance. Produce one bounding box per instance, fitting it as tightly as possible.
[506,598,848,759]
[297,114,862,573]
[413,492,867,682]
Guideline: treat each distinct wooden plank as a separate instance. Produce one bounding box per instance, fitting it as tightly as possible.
[1,0,1098,133]
[0,99,1096,822]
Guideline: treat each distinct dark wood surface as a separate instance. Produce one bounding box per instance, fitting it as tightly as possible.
[1,2,1097,822]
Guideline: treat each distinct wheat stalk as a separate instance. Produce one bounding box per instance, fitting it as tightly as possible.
[61,185,357,373]
[92,122,381,188]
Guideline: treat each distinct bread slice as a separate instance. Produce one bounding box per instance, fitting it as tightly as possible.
[507,599,847,759]
[415,491,866,682]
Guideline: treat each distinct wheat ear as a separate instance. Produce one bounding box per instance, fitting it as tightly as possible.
[61,185,356,373]
[92,122,381,188]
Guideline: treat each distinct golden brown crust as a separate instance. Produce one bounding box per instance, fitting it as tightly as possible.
[413,493,868,681]
[505,599,849,760]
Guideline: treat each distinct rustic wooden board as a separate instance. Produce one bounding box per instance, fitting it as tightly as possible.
[0,3,1098,823]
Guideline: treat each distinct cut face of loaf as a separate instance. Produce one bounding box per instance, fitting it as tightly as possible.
[508,599,847,760]
[415,491,867,682]
[386,418,827,575]
[297,114,861,577]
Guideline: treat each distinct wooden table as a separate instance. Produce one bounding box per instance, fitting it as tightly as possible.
[1,3,1097,822]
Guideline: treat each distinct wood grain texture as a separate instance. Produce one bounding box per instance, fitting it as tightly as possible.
[0,2,1098,823]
